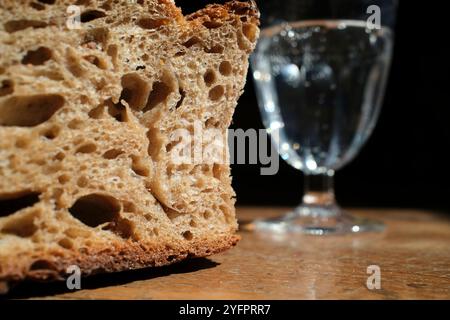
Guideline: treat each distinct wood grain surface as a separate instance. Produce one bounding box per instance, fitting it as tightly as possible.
[9,207,450,300]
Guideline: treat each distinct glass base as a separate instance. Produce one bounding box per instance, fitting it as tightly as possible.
[253,205,385,235]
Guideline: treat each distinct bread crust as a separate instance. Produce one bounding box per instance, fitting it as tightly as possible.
[1,234,240,293]
[187,0,259,22]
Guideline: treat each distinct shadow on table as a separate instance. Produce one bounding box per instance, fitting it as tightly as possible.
[2,258,219,299]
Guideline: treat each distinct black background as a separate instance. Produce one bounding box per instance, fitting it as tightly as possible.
[178,1,450,212]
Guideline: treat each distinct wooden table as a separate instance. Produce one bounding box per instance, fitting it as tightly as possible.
[13,208,450,299]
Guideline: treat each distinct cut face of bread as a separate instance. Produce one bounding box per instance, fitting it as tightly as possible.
[0,0,259,292]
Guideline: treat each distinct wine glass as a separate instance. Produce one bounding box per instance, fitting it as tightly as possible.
[250,0,397,234]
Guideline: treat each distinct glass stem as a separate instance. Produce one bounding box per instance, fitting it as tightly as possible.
[302,170,337,208]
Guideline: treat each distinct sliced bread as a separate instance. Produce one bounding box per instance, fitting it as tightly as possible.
[0,0,259,292]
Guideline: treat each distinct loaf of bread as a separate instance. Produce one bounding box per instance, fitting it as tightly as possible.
[0,0,259,292]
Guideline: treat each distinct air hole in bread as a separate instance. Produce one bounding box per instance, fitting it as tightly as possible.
[164,206,183,220]
[205,45,224,54]
[167,255,177,262]
[45,223,59,234]
[203,20,223,29]
[106,45,118,64]
[165,138,181,154]
[80,10,107,23]
[166,164,175,176]
[83,55,107,70]
[58,238,73,249]
[103,149,124,160]
[203,210,212,220]
[108,104,127,122]
[88,104,104,119]
[30,2,46,10]
[103,217,135,239]
[69,194,120,228]
[58,174,70,184]
[100,2,112,10]
[80,95,89,104]
[68,119,83,130]
[131,155,150,177]
[76,143,97,154]
[183,36,202,48]
[30,157,46,166]
[82,27,109,51]
[175,88,185,109]
[75,0,92,5]
[201,164,211,174]
[42,129,57,140]
[205,117,220,129]
[2,210,40,238]
[193,177,206,189]
[0,80,14,97]
[209,85,225,101]
[203,69,216,87]
[213,163,222,180]
[77,176,89,188]
[95,77,107,91]
[54,152,66,161]
[4,20,47,33]
[41,126,60,140]
[123,201,136,213]
[37,0,56,4]
[142,213,153,222]
[105,99,128,122]
[237,23,258,52]
[21,47,52,66]
[0,94,64,127]
[177,163,191,172]
[143,81,172,112]
[0,192,40,218]
[182,231,193,240]
[120,73,152,111]
[229,1,256,16]
[29,260,54,271]
[242,23,258,42]
[136,17,169,30]
[219,61,232,76]
[15,137,30,148]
